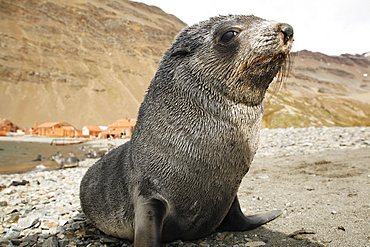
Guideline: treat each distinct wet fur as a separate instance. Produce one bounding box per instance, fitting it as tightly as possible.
[80,15,293,244]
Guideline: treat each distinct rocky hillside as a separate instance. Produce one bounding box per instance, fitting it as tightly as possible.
[1,0,369,129]
[0,0,186,128]
[263,51,370,128]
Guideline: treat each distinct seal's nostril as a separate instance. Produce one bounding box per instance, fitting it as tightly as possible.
[281,24,293,44]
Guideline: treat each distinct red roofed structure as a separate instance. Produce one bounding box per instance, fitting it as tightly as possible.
[81,125,107,137]
[33,122,79,137]
[0,118,23,136]
[100,118,136,139]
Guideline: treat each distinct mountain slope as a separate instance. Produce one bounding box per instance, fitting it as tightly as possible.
[0,0,186,128]
[263,51,370,128]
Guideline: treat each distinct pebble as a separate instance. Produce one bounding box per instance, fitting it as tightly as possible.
[3,227,21,240]
[42,236,58,247]
[245,241,266,246]
[257,126,370,157]
[0,126,369,246]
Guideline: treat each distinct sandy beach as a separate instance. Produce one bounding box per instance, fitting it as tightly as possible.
[0,127,369,246]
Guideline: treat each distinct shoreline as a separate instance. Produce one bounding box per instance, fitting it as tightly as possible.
[1,126,369,175]
[0,136,59,143]
[0,136,129,174]
[0,135,129,146]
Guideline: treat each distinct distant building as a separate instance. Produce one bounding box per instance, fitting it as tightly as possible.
[100,119,137,139]
[33,122,78,137]
[0,118,23,136]
[81,125,108,138]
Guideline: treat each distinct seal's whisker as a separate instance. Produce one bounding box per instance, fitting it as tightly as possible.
[270,53,293,94]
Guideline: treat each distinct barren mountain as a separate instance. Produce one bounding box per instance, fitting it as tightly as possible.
[263,51,370,128]
[0,0,186,128]
[1,0,369,129]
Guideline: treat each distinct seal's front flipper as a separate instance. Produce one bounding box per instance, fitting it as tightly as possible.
[134,196,168,247]
[217,196,282,231]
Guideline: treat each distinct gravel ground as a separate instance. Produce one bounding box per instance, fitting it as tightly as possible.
[0,127,369,246]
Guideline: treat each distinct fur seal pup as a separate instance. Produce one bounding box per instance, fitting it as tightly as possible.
[80,15,293,246]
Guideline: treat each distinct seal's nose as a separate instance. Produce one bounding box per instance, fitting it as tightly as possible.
[281,24,294,44]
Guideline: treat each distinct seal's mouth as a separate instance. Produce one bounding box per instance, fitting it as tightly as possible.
[239,49,292,91]
[246,52,289,68]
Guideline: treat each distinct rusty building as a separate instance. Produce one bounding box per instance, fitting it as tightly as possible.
[33,122,79,137]
[100,119,137,139]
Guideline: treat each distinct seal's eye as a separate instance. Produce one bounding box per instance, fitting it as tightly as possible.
[220,30,239,44]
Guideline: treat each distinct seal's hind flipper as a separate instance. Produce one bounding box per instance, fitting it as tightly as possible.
[217,196,282,231]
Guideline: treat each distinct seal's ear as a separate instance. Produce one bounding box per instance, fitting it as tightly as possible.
[170,47,191,57]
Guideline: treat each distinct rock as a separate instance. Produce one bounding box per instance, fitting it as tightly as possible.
[59,219,68,226]
[71,213,86,221]
[305,186,315,191]
[4,212,20,223]
[9,180,29,187]
[252,195,263,201]
[302,142,314,146]
[42,236,58,247]
[58,239,73,247]
[18,212,42,229]
[245,241,266,246]
[1,188,15,195]
[100,236,121,244]
[169,240,184,246]
[21,234,39,245]
[0,239,14,247]
[9,198,23,206]
[3,227,21,239]
[337,226,346,231]
[199,242,210,247]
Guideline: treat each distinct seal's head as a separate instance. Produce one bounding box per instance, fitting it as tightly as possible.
[161,15,293,106]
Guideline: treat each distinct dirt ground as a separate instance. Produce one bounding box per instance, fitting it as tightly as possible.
[232,147,370,246]
[1,143,368,246]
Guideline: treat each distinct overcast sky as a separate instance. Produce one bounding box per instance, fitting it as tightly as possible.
[138,0,369,56]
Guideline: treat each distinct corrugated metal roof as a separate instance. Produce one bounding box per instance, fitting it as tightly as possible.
[36,122,61,128]
[110,119,137,127]
[36,122,75,128]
